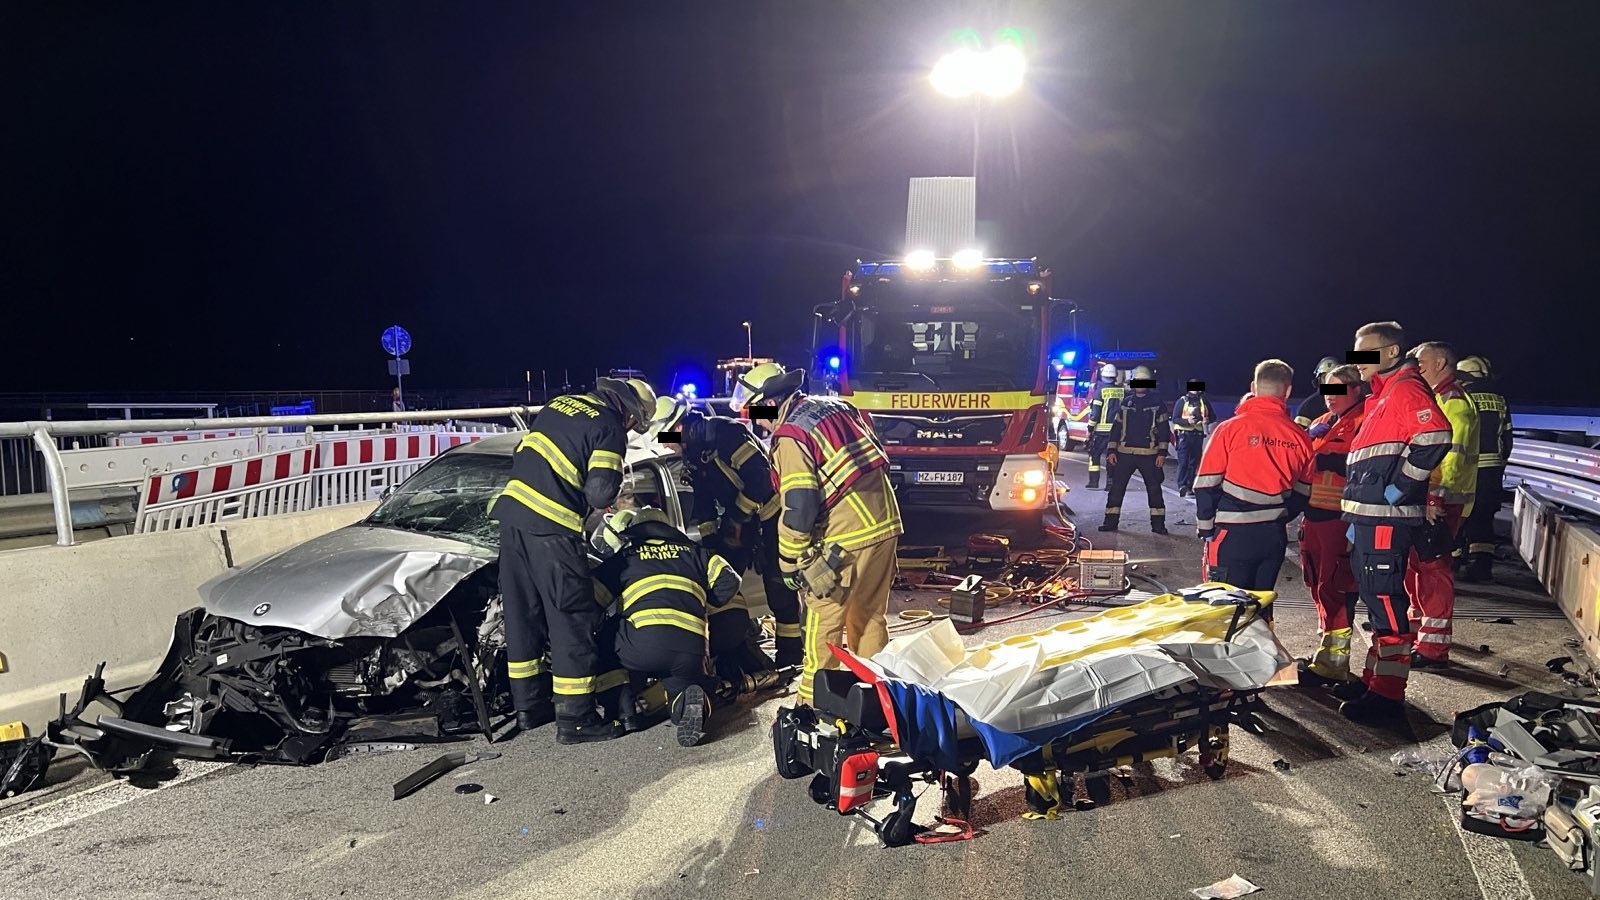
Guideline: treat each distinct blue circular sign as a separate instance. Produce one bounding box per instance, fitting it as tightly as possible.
[381,325,412,357]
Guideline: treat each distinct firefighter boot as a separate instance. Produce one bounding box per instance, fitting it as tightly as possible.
[671,685,713,747]
[1087,473,1101,491]
[555,696,625,745]
[617,673,653,733]
[1339,691,1406,726]
[775,636,804,668]
[1098,515,1119,533]
[1151,517,1168,535]
[515,674,556,732]
[1459,556,1493,584]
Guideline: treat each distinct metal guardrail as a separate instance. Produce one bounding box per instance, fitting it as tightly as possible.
[1505,440,1600,520]
[6,408,537,547]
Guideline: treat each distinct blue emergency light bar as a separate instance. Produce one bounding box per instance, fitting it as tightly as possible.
[856,258,1036,277]
[1097,350,1158,361]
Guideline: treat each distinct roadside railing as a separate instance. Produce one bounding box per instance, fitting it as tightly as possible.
[3,407,536,546]
[1505,440,1600,520]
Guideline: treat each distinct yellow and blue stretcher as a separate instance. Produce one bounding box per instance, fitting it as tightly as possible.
[771,584,1286,846]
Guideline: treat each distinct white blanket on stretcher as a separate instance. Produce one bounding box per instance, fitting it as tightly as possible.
[869,616,1293,735]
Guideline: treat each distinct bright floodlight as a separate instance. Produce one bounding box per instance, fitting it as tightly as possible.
[931,44,1025,99]
[979,43,1026,98]
[931,48,980,98]
[905,249,937,270]
[952,248,984,270]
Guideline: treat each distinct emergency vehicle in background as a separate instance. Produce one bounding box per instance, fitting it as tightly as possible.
[1055,350,1162,449]
[810,255,1064,529]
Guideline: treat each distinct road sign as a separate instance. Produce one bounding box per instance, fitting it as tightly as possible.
[382,325,412,357]
[387,359,411,376]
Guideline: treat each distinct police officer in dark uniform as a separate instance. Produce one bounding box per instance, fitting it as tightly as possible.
[490,377,656,744]
[1100,366,1172,534]
[590,507,742,747]
[650,397,803,667]
[1085,363,1125,490]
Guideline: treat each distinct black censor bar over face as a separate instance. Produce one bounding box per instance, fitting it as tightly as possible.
[655,432,682,443]
[747,404,780,418]
[1319,383,1350,396]
[1346,350,1381,364]
[1186,381,1205,392]
[1129,379,1157,389]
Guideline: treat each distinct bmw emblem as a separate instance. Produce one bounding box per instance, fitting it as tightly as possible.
[253,603,272,617]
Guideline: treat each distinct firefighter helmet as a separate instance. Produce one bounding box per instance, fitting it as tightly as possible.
[590,506,674,557]
[650,396,687,434]
[596,377,657,434]
[729,362,805,413]
[1130,365,1155,381]
[1457,355,1491,379]
[1098,363,1117,380]
[1314,356,1339,379]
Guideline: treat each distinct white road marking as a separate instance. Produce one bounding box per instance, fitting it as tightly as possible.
[0,759,229,850]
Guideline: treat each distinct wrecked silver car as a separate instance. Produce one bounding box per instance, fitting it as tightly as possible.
[49,435,704,773]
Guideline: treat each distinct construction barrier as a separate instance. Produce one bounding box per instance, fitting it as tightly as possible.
[135,446,318,532]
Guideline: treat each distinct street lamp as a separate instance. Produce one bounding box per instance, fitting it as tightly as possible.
[741,321,752,359]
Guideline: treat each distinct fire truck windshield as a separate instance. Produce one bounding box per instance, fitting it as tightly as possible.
[846,293,1042,392]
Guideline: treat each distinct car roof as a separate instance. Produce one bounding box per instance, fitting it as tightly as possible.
[459,431,680,467]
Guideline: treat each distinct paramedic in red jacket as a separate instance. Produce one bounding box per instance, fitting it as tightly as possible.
[1336,322,1451,725]
[1192,359,1314,596]
[1295,365,1367,688]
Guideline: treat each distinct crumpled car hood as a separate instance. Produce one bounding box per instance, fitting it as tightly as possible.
[198,525,496,640]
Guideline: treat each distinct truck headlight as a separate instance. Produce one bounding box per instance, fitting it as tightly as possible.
[1019,469,1047,487]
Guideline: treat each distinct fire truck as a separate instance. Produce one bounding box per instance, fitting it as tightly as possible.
[812,255,1066,526]
[1054,350,1162,449]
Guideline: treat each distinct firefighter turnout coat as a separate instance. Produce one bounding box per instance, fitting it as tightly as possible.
[492,392,627,535]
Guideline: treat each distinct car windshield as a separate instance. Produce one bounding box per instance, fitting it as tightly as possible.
[848,290,1042,391]
[366,451,512,547]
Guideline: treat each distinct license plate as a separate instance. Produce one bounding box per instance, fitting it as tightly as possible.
[914,471,965,484]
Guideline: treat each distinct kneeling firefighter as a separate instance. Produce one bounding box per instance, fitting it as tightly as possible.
[590,507,743,746]
[730,363,903,706]
[650,396,803,668]
[491,376,656,744]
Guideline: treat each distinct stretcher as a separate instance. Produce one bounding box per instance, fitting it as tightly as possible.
[771,584,1289,846]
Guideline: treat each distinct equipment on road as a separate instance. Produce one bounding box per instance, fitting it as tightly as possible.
[772,583,1282,846]
[393,749,502,801]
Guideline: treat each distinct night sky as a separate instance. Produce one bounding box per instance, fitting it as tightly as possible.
[4,2,1597,405]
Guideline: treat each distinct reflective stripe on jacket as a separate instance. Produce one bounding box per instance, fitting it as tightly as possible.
[1462,380,1512,470]
[1301,399,1366,521]
[1429,374,1480,512]
[1107,391,1171,454]
[1340,360,1451,525]
[770,394,902,572]
[1090,384,1125,433]
[492,393,626,535]
[592,519,741,640]
[1193,394,1314,531]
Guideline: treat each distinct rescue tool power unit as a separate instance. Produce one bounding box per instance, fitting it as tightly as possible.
[815,257,1063,521]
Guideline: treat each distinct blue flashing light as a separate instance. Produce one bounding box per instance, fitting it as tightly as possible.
[827,355,841,371]
[682,383,698,397]
[1061,350,1077,365]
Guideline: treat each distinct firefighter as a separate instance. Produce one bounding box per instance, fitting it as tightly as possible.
[1191,360,1313,593]
[588,507,741,746]
[1456,355,1512,583]
[729,362,903,707]
[1337,322,1451,724]
[1294,357,1341,427]
[1100,366,1171,533]
[1406,342,1479,669]
[1085,363,1124,490]
[1294,365,1367,687]
[650,396,802,667]
[1172,381,1213,497]
[490,376,657,744]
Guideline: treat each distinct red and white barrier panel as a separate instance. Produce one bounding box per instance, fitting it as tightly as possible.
[113,430,248,446]
[315,432,435,469]
[142,446,317,507]
[434,432,493,451]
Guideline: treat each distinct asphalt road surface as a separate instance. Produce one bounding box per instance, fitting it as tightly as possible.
[3,454,1593,900]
